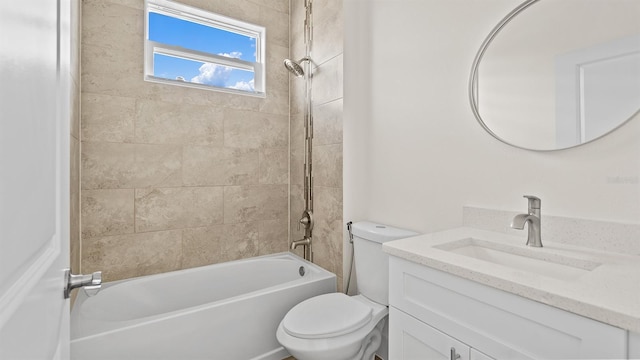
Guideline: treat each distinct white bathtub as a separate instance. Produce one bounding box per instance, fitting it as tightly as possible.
[71,252,336,360]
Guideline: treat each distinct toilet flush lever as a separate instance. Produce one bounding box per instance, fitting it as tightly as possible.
[63,269,102,299]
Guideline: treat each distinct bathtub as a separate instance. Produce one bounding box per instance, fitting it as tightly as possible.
[71,252,336,360]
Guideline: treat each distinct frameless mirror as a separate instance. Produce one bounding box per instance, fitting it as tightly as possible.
[470,0,640,151]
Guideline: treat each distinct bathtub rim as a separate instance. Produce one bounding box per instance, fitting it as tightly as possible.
[71,252,336,341]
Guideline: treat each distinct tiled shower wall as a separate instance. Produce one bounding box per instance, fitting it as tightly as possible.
[80,0,290,281]
[289,0,344,289]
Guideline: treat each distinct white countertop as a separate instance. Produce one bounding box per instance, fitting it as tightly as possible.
[383,227,640,333]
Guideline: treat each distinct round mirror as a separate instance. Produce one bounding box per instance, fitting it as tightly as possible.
[470,0,640,151]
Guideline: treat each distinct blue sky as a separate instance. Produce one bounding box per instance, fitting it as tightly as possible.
[149,12,256,90]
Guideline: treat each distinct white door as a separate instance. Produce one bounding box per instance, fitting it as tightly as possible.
[389,307,471,360]
[555,34,640,147]
[0,0,71,359]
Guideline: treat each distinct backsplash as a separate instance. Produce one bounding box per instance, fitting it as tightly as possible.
[463,206,640,256]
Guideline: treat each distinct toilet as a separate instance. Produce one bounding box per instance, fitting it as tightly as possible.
[276,221,418,360]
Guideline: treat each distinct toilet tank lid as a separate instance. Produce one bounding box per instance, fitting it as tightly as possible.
[351,221,419,244]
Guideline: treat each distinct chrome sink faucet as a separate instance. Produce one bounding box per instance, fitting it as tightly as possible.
[511,195,542,247]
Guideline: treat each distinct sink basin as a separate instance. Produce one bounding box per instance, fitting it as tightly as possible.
[435,238,601,281]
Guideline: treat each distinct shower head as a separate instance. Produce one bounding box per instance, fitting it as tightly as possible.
[283,57,310,77]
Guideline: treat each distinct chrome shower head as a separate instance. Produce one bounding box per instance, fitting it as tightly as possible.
[283,57,310,77]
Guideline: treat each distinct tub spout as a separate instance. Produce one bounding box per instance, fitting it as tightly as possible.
[291,237,311,250]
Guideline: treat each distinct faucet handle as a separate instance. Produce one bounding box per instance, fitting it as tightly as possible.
[523,195,541,209]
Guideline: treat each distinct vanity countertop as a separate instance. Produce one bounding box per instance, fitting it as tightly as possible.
[383,227,640,333]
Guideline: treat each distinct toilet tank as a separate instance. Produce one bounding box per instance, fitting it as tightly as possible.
[351,221,418,305]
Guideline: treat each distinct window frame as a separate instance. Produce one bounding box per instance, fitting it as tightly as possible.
[144,0,266,97]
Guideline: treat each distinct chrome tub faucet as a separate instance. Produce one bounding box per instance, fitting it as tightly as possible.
[511,195,542,247]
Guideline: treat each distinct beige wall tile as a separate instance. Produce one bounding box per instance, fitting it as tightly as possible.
[259,218,289,255]
[135,187,224,232]
[267,44,291,95]
[71,188,81,272]
[183,146,259,186]
[290,148,305,186]
[82,0,143,51]
[80,93,135,142]
[259,88,290,116]
[312,54,343,106]
[314,186,343,224]
[81,93,136,143]
[259,147,289,184]
[82,230,183,281]
[312,0,344,65]
[290,0,305,36]
[135,99,224,146]
[312,220,343,276]
[314,144,343,188]
[81,43,142,79]
[71,78,80,139]
[82,70,151,99]
[184,0,261,25]
[85,0,143,11]
[314,99,343,146]
[290,112,305,150]
[290,31,306,67]
[203,89,262,111]
[249,0,288,14]
[71,137,80,196]
[82,189,135,238]
[289,184,306,242]
[182,223,259,268]
[261,6,289,47]
[224,185,288,224]
[71,136,81,273]
[224,109,288,149]
[289,77,305,116]
[82,142,182,189]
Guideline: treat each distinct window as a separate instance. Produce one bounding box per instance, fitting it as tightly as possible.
[144,0,266,96]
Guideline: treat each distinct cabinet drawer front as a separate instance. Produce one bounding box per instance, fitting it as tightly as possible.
[389,257,626,359]
[390,307,471,360]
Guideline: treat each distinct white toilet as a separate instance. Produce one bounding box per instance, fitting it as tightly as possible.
[276,221,418,360]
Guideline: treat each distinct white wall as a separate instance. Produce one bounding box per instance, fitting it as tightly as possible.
[344,0,640,239]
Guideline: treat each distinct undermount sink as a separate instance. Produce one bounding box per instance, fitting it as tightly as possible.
[435,238,601,281]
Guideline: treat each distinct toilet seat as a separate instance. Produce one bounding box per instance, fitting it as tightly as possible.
[282,293,372,339]
[276,294,388,360]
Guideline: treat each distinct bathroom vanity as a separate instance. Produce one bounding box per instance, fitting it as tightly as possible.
[383,227,640,359]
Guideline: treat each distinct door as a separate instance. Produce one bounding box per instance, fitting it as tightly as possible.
[389,307,471,360]
[0,0,71,359]
[555,34,640,147]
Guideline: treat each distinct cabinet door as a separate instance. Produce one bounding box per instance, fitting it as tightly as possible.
[471,348,495,360]
[390,307,470,360]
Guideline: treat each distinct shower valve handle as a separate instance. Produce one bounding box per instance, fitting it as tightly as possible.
[298,210,313,231]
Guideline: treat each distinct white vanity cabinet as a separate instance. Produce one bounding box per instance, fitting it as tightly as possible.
[388,256,628,360]
[390,306,495,360]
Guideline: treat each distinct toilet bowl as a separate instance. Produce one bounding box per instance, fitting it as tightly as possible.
[276,221,419,360]
[276,293,387,360]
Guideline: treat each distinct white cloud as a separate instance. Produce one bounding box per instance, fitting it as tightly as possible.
[190,52,243,86]
[219,51,242,59]
[228,79,255,92]
[190,63,231,86]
